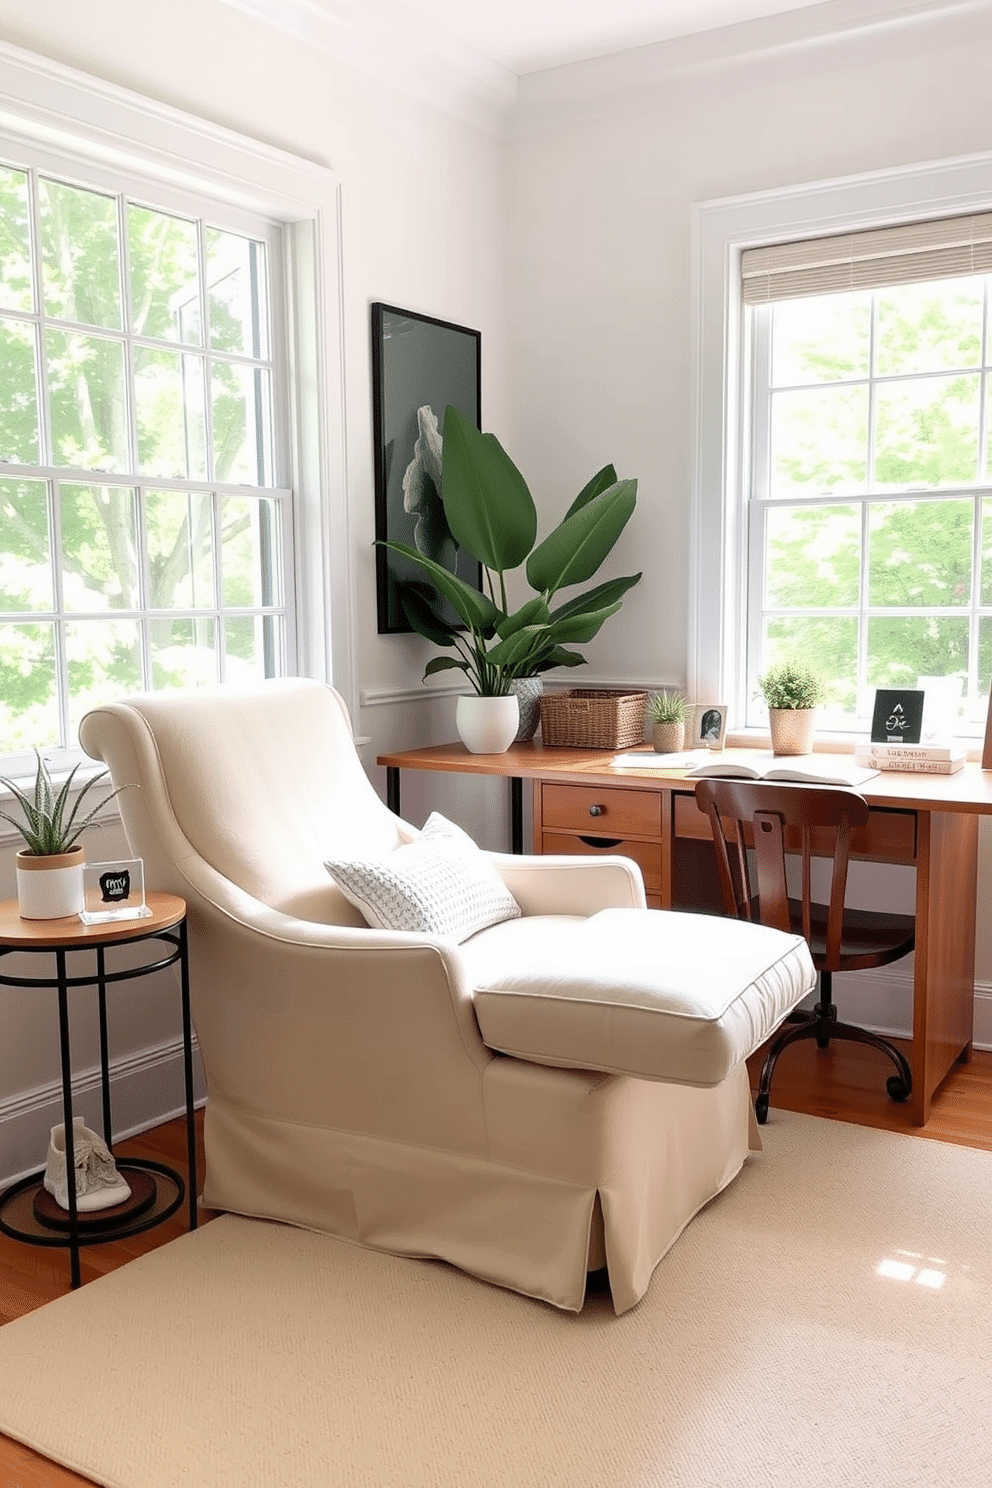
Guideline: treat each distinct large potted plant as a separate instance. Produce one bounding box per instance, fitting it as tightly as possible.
[756,661,826,756]
[380,405,641,752]
[0,753,130,919]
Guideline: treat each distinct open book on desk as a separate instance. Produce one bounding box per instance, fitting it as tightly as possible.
[610,749,878,786]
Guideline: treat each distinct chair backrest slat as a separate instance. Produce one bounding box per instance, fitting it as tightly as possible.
[694,778,871,972]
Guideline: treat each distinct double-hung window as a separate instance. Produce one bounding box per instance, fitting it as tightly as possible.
[0,151,293,770]
[741,215,992,737]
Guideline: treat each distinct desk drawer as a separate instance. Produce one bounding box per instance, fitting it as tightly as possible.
[541,783,662,838]
[673,793,917,862]
[542,830,663,891]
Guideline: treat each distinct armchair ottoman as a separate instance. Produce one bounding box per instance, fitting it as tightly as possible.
[80,679,814,1313]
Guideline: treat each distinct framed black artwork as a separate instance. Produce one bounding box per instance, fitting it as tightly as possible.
[371,303,482,634]
[871,688,925,744]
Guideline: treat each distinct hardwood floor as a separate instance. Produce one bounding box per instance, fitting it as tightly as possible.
[1,1050,990,1486]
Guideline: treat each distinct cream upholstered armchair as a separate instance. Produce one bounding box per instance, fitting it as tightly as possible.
[79,679,814,1313]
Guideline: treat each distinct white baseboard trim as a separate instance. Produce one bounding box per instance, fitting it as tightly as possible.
[804,967,991,1053]
[1,1036,206,1188]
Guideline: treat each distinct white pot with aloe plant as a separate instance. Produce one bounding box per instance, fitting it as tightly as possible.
[649,691,687,754]
[379,405,641,754]
[1,753,130,919]
[757,662,826,756]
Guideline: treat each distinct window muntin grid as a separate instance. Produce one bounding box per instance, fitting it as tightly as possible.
[746,275,992,735]
[0,157,293,768]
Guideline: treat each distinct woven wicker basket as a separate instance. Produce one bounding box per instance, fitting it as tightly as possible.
[539,689,647,749]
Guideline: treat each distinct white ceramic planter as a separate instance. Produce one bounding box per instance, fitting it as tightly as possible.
[15,845,86,920]
[456,695,520,755]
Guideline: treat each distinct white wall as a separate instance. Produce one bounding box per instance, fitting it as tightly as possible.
[0,0,509,1179]
[504,1,992,1036]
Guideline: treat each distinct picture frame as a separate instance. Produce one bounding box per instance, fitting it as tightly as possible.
[871,688,925,744]
[692,703,728,750]
[79,858,150,924]
[371,303,482,634]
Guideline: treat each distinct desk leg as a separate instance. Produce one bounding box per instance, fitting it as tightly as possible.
[911,810,978,1126]
[386,766,401,816]
[55,948,81,1289]
[178,920,198,1231]
[510,777,523,854]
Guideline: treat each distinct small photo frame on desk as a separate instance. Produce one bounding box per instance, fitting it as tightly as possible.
[692,703,728,750]
[79,859,151,924]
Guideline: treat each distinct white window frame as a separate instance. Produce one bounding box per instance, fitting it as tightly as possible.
[690,150,992,736]
[0,40,354,760]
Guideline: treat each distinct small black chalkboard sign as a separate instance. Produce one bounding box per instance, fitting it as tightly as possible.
[871,688,925,744]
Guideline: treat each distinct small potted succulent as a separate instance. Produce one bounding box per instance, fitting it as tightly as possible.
[649,691,687,753]
[0,752,131,919]
[756,661,826,755]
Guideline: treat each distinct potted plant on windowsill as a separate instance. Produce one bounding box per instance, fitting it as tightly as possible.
[756,662,826,756]
[378,405,641,753]
[0,753,131,919]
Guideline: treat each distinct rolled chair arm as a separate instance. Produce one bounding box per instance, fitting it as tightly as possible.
[484,852,646,917]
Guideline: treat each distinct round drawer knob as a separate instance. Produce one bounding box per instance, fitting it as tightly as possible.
[588,804,604,817]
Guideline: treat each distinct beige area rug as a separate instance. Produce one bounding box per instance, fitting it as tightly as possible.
[1,1112,990,1488]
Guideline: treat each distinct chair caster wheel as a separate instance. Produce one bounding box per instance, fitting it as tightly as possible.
[886,1076,910,1102]
[755,1093,769,1124]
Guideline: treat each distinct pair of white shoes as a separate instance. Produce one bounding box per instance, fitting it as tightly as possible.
[43,1117,132,1212]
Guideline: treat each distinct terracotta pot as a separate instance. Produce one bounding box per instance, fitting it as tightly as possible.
[652,721,685,754]
[456,695,520,755]
[15,844,86,919]
[768,708,816,756]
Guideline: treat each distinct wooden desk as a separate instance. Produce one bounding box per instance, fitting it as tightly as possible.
[378,741,992,1127]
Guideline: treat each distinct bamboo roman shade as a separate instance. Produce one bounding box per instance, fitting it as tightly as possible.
[741,212,992,304]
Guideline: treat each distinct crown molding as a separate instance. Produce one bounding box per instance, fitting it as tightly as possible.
[512,0,992,135]
[217,0,517,135]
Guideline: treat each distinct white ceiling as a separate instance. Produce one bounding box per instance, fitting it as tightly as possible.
[385,0,842,73]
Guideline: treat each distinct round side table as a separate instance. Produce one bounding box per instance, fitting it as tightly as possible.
[0,892,198,1288]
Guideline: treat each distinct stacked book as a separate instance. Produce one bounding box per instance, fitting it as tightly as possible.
[853,741,968,775]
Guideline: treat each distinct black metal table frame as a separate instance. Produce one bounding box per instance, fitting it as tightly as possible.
[0,915,197,1288]
[386,767,525,854]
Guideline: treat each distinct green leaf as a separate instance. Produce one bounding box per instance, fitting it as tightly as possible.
[563,463,618,521]
[544,602,623,646]
[378,541,499,632]
[526,479,637,596]
[496,596,550,639]
[397,581,459,647]
[440,406,536,573]
[423,656,469,678]
[536,647,586,670]
[548,572,642,623]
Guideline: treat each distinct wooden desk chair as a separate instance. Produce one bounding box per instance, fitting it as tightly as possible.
[694,778,915,1124]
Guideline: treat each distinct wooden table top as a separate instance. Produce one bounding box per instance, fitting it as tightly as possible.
[377,741,992,816]
[0,891,186,948]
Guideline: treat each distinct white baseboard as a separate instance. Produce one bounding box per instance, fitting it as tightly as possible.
[0,1036,206,1188]
[800,967,991,1053]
